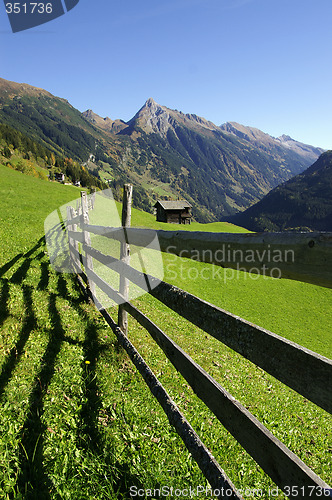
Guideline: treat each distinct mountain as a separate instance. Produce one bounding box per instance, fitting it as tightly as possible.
[0,121,107,189]
[0,77,107,161]
[82,109,127,134]
[225,151,332,232]
[0,77,324,221]
[126,97,220,135]
[220,122,324,166]
[107,97,323,218]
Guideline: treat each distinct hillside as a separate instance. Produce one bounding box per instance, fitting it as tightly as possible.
[82,109,127,134]
[0,77,112,162]
[0,164,331,498]
[0,77,324,221]
[0,121,106,189]
[225,150,332,232]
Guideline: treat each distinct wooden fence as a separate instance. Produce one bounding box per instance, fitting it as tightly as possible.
[66,188,332,499]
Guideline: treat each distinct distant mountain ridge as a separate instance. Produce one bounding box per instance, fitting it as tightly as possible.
[82,109,127,134]
[220,121,324,166]
[0,77,325,221]
[88,99,324,165]
[105,97,323,218]
[225,151,332,232]
[126,97,220,135]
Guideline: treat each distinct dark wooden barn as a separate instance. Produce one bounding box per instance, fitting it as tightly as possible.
[54,172,65,182]
[154,200,192,224]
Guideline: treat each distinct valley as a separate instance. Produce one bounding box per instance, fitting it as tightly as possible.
[0,77,326,224]
[226,150,332,232]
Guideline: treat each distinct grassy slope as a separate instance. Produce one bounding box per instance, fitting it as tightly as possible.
[88,191,332,493]
[0,166,331,498]
[0,166,80,263]
[129,203,331,358]
[131,208,249,233]
[1,167,253,499]
[115,198,332,492]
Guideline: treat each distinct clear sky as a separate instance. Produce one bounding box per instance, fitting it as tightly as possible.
[1,0,332,149]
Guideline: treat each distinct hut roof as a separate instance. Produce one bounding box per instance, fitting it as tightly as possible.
[154,200,192,210]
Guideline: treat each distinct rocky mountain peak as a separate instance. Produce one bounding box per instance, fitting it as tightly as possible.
[278,134,293,142]
[221,122,325,164]
[82,109,127,134]
[129,98,173,136]
[145,97,157,107]
[220,122,273,143]
[130,98,219,136]
[141,97,166,115]
[276,134,325,161]
[83,109,99,120]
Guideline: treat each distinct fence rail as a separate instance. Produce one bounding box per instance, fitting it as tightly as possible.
[81,225,332,288]
[65,188,332,499]
[75,272,240,498]
[71,241,332,414]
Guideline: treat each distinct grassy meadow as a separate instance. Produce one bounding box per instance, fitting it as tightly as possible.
[0,164,331,499]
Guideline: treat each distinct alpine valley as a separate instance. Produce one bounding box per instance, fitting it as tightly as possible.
[0,77,325,223]
[225,150,332,232]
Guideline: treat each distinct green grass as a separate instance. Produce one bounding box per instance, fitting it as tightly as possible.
[87,194,248,234]
[0,166,331,498]
[0,165,81,264]
[89,194,332,357]
[159,253,332,358]
[131,206,249,233]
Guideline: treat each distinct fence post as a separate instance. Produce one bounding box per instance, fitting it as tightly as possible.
[118,184,133,335]
[76,198,81,216]
[66,205,81,273]
[81,191,96,296]
[90,189,96,210]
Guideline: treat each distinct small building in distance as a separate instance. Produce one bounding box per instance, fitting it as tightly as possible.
[154,200,192,224]
[54,172,65,182]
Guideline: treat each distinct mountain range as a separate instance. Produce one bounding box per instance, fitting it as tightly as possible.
[0,77,325,222]
[84,97,324,220]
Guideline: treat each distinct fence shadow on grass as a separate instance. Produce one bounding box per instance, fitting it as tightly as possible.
[57,274,104,455]
[0,279,10,329]
[56,274,146,497]
[0,253,23,278]
[0,285,37,399]
[0,238,46,398]
[0,238,146,497]
[9,238,45,285]
[15,275,83,498]
[37,261,50,291]
[70,275,146,493]
[16,291,64,499]
[0,244,41,333]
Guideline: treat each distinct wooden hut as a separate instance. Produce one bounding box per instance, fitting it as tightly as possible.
[54,172,65,182]
[154,200,192,224]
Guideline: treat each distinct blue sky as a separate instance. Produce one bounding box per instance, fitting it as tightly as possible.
[1,0,332,149]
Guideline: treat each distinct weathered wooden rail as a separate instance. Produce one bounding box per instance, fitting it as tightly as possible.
[66,188,332,499]
[80,226,332,288]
